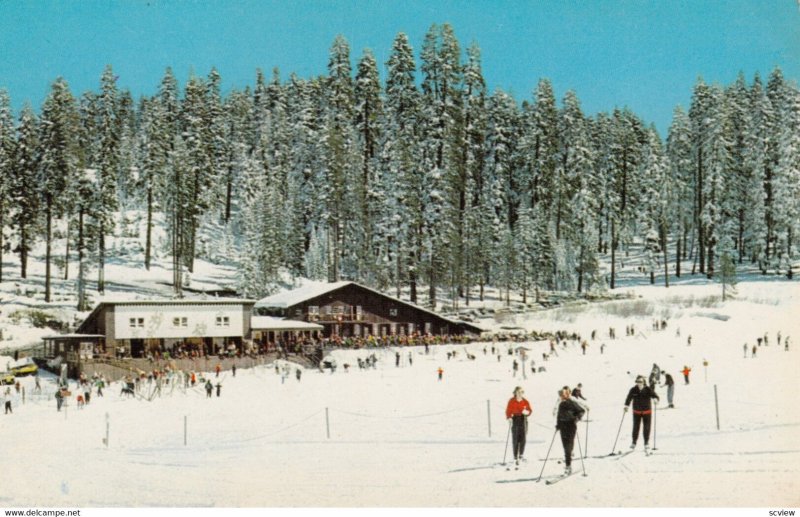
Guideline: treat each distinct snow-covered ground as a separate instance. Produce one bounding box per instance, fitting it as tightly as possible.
[1,280,798,507]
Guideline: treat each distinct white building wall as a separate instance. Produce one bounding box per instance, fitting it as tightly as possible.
[114,304,244,340]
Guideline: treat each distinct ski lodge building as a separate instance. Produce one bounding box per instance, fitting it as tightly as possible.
[40,282,481,377]
[253,281,483,338]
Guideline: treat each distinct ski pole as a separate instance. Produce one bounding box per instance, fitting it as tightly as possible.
[502,420,512,465]
[575,427,588,477]
[652,400,658,451]
[610,408,627,456]
[536,428,559,483]
[584,408,590,458]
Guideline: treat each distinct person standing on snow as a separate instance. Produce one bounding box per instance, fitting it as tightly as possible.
[205,380,213,398]
[681,365,692,384]
[505,386,532,468]
[661,372,675,408]
[556,387,585,475]
[624,375,660,451]
[572,383,587,402]
[4,388,12,414]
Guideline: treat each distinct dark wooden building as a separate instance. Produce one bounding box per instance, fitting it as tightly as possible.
[254,281,482,338]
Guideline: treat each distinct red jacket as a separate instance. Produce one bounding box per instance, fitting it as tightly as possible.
[506,397,532,419]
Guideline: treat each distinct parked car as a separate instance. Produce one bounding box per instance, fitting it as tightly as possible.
[1,372,14,385]
[10,358,38,377]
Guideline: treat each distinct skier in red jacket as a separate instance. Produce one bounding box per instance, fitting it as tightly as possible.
[506,386,533,467]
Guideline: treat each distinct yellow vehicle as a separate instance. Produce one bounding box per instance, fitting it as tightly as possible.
[10,358,38,377]
[1,372,14,385]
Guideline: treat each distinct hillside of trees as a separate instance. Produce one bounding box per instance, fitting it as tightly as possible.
[0,24,798,310]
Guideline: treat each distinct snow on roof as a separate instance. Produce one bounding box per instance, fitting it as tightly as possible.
[42,334,105,340]
[254,281,352,308]
[250,317,324,331]
[255,281,483,332]
[98,298,256,306]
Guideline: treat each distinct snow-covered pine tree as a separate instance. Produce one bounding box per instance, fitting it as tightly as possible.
[11,104,40,278]
[666,106,694,277]
[460,42,487,304]
[324,35,357,282]
[764,68,790,270]
[558,90,598,292]
[607,108,645,289]
[701,85,734,279]
[773,80,800,278]
[354,49,383,286]
[743,74,769,272]
[38,77,80,302]
[688,77,714,275]
[95,65,122,294]
[640,126,671,286]
[420,23,464,309]
[382,32,421,299]
[724,74,752,265]
[0,89,13,284]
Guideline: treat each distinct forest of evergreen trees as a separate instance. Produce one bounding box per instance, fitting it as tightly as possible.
[0,24,798,309]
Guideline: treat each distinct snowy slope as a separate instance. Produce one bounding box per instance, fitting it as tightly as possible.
[0,280,798,507]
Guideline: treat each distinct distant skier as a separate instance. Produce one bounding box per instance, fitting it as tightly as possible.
[624,375,659,451]
[600,343,606,355]
[681,365,692,384]
[687,335,692,346]
[4,388,12,414]
[215,364,221,377]
[648,364,661,389]
[581,341,587,355]
[572,383,587,402]
[661,372,675,408]
[232,364,237,377]
[752,345,757,358]
[215,382,222,397]
[205,380,213,398]
[55,388,64,412]
[512,360,519,377]
[743,343,748,358]
[408,352,413,366]
[505,386,532,468]
[295,368,302,382]
[395,352,400,367]
[437,367,443,381]
[556,387,585,475]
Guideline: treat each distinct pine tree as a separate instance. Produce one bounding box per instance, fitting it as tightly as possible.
[95,65,121,293]
[354,49,383,284]
[383,32,422,300]
[38,77,80,302]
[0,90,14,284]
[11,104,40,278]
[666,106,693,277]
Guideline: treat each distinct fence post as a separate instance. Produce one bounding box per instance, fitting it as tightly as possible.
[487,400,492,437]
[325,407,331,439]
[714,385,720,430]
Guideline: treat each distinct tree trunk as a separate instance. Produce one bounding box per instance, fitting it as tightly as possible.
[98,221,105,294]
[610,218,617,289]
[77,208,86,311]
[45,197,53,303]
[20,221,28,279]
[145,186,153,270]
[63,219,70,281]
[676,231,682,278]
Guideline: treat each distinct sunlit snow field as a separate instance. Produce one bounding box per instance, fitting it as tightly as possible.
[1,281,798,507]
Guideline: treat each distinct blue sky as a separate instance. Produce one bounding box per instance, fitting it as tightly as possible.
[0,0,798,133]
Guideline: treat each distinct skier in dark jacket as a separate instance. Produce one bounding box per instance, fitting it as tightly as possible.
[505,386,532,468]
[661,373,675,408]
[624,375,660,450]
[556,387,585,475]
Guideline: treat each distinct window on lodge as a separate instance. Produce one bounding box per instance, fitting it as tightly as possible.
[308,306,319,320]
[215,316,230,327]
[172,317,188,328]
[129,318,144,328]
